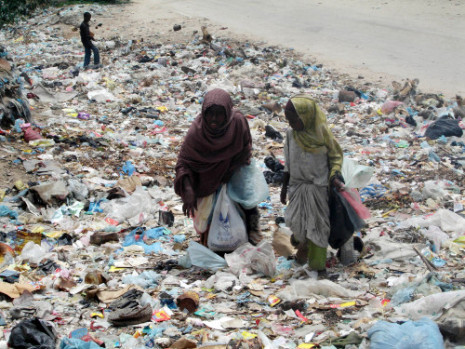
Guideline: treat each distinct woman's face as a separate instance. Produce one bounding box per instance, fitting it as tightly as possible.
[285,109,304,131]
[205,105,227,131]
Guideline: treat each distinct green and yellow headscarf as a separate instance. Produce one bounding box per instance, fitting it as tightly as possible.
[288,95,343,179]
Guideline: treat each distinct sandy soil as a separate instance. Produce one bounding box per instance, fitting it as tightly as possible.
[84,0,465,98]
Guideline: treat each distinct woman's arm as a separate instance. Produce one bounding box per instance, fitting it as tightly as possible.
[281,134,291,204]
[280,171,290,204]
[182,176,197,217]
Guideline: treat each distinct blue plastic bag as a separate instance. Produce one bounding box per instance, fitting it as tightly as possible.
[368,318,444,349]
[60,338,102,349]
[228,159,269,209]
[122,227,165,254]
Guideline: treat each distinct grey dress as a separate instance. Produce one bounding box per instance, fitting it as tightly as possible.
[284,130,330,248]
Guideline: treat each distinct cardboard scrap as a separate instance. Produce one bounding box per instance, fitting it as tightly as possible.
[0,281,42,299]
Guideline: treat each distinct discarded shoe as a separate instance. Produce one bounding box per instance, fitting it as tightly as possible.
[108,303,152,326]
[90,232,119,246]
[108,289,152,326]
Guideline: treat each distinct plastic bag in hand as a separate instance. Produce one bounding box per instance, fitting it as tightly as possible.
[341,158,374,188]
[193,194,214,233]
[339,188,371,219]
[329,188,355,249]
[208,185,248,252]
[228,159,269,209]
[337,190,366,232]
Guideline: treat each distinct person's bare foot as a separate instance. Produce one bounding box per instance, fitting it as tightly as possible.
[249,230,263,245]
[295,242,308,265]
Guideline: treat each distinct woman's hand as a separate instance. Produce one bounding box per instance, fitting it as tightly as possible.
[182,177,197,217]
[183,201,197,218]
[332,177,345,192]
[280,186,287,205]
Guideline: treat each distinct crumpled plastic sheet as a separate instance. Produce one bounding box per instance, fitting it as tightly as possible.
[224,241,277,277]
[395,289,465,320]
[178,241,227,271]
[102,186,154,223]
[397,208,465,234]
[277,279,362,300]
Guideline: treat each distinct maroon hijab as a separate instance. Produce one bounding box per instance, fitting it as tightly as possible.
[174,89,252,200]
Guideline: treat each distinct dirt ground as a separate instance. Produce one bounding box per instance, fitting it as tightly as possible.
[89,0,465,98]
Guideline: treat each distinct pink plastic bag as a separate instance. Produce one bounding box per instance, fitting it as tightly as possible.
[22,124,42,142]
[381,100,404,114]
[340,188,371,219]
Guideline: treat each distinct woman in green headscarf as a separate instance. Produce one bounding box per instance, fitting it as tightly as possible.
[280,95,344,273]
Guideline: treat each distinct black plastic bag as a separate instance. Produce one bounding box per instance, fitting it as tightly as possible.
[8,318,57,349]
[263,170,284,184]
[328,188,355,249]
[264,156,284,172]
[264,125,283,142]
[425,117,463,140]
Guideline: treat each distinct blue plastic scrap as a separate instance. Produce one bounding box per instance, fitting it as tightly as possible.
[359,184,387,201]
[0,205,18,219]
[368,318,444,349]
[60,338,102,349]
[173,234,186,243]
[122,227,164,254]
[122,160,135,176]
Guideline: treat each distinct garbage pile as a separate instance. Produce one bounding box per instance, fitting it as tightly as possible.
[0,45,32,130]
[0,4,464,349]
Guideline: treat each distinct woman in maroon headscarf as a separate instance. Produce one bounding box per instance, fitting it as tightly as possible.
[174,88,261,247]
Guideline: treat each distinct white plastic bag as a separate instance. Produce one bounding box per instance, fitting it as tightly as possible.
[101,186,153,223]
[208,185,247,252]
[87,89,116,103]
[228,159,269,209]
[342,158,374,188]
[422,180,447,200]
[225,241,277,277]
[19,242,47,266]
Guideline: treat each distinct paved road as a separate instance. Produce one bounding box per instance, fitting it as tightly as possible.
[143,0,465,97]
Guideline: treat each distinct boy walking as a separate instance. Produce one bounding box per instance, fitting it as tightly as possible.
[80,12,101,69]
